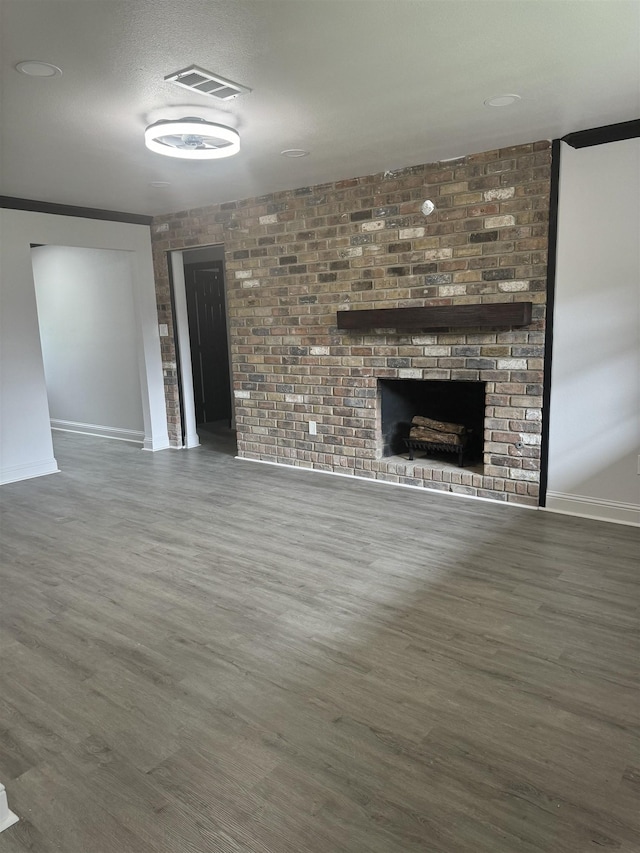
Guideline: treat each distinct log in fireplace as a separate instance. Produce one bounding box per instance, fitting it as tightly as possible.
[379,379,486,467]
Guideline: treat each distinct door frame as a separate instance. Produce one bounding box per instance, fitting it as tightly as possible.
[168,246,233,449]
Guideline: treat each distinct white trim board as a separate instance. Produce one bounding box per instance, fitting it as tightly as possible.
[545,491,640,527]
[0,457,59,485]
[169,252,200,449]
[51,419,144,444]
[0,783,19,833]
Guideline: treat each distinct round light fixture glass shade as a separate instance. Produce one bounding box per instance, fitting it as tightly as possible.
[144,119,240,159]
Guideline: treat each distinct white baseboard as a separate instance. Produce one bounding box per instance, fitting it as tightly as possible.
[142,435,172,451]
[184,431,201,449]
[0,783,18,833]
[0,457,59,485]
[51,419,144,445]
[545,491,640,527]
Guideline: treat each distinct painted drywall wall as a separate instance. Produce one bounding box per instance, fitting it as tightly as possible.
[0,208,169,485]
[32,246,144,441]
[0,214,58,484]
[547,139,640,525]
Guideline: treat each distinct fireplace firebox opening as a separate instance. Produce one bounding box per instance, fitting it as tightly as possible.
[379,379,486,468]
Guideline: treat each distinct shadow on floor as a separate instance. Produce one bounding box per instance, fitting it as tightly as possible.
[196,420,238,457]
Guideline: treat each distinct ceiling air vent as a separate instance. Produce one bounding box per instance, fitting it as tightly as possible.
[165,65,251,100]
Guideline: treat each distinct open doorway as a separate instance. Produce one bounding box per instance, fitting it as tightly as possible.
[172,245,236,456]
[31,245,147,452]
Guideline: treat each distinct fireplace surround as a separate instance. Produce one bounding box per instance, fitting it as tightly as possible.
[151,140,551,507]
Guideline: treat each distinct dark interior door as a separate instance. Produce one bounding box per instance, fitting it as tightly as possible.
[185,262,232,425]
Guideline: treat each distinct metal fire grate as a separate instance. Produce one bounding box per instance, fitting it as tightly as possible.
[404,435,470,467]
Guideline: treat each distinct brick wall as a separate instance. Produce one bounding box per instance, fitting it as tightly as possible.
[151,140,551,506]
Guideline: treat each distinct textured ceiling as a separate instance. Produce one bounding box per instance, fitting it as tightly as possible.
[1,0,639,216]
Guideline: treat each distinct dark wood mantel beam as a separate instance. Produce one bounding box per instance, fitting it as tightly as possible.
[336,302,533,331]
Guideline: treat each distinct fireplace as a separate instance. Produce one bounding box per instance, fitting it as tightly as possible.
[379,379,486,466]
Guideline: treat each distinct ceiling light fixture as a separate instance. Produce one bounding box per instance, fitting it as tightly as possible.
[150,181,171,187]
[484,94,521,108]
[16,60,62,77]
[280,149,310,158]
[145,118,240,159]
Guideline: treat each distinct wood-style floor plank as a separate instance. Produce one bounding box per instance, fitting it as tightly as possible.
[1,430,639,852]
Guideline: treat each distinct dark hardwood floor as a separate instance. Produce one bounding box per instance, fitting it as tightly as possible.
[1,432,638,852]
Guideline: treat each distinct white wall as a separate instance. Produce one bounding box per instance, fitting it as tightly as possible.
[547,139,640,525]
[32,246,144,442]
[0,209,170,486]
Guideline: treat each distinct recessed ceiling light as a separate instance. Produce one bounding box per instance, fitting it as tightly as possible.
[484,94,521,108]
[150,181,171,188]
[145,118,240,160]
[281,149,310,158]
[16,60,62,77]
